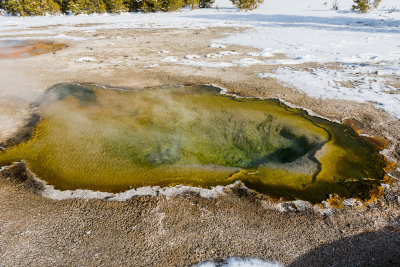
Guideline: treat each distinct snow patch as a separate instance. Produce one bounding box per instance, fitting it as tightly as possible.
[205,51,240,58]
[184,54,201,59]
[144,64,159,68]
[161,56,179,62]
[75,56,96,63]
[159,53,238,68]
[133,56,149,61]
[233,58,265,67]
[218,50,241,56]
[107,60,121,64]
[205,53,223,58]
[257,72,274,79]
[0,9,8,16]
[157,50,169,54]
[196,258,283,267]
[259,64,400,118]
[180,60,235,68]
[208,43,227,49]
[246,48,276,57]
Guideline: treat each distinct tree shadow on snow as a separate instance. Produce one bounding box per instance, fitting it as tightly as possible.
[185,13,400,34]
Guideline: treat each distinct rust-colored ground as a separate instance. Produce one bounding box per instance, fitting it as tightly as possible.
[0,42,64,58]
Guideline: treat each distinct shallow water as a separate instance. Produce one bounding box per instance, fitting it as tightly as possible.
[0,40,25,48]
[0,40,64,58]
[0,84,389,202]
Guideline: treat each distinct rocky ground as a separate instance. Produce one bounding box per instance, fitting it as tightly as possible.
[0,26,399,266]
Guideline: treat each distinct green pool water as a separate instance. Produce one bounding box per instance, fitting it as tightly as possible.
[0,84,389,202]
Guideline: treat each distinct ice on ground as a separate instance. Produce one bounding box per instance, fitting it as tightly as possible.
[157,50,169,54]
[133,56,149,61]
[143,64,159,68]
[220,0,400,65]
[205,53,224,59]
[246,48,275,57]
[205,51,240,59]
[218,51,241,56]
[0,29,54,36]
[159,54,236,68]
[233,58,265,67]
[180,60,235,68]
[196,258,283,267]
[107,60,121,64]
[184,54,201,59]
[264,56,324,65]
[208,43,227,48]
[258,63,400,119]
[75,56,96,63]
[3,34,87,41]
[161,56,178,63]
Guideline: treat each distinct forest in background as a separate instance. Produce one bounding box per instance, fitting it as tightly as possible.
[0,0,265,15]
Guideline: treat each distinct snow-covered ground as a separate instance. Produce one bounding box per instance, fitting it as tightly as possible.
[1,0,399,118]
[196,257,283,267]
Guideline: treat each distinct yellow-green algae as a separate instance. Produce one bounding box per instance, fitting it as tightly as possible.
[0,84,388,202]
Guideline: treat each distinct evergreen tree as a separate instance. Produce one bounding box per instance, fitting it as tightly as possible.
[185,0,214,9]
[67,0,107,14]
[88,0,107,13]
[185,0,199,10]
[142,0,185,12]
[42,0,62,14]
[0,0,261,16]
[141,0,162,12]
[198,0,214,8]
[54,0,70,13]
[352,0,371,13]
[1,0,61,16]
[230,0,263,11]
[124,0,143,12]
[1,0,24,15]
[162,0,185,11]
[104,0,128,13]
[352,0,381,13]
[66,0,82,14]
[372,0,382,9]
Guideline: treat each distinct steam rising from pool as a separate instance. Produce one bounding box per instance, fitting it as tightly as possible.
[0,84,389,202]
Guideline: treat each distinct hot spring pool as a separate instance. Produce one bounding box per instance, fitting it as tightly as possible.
[0,84,389,202]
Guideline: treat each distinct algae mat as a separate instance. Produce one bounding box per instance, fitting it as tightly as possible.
[0,84,388,202]
[0,41,64,58]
